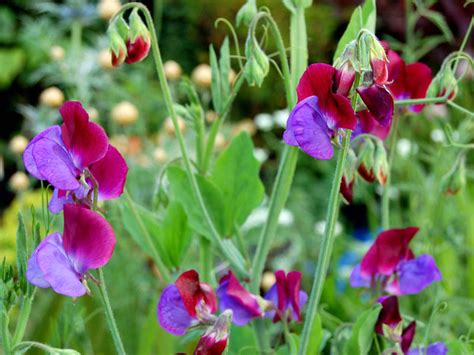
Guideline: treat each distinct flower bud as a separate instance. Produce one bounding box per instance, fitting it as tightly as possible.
[359,32,388,85]
[236,0,257,27]
[9,135,29,155]
[9,172,29,192]
[244,37,269,87]
[195,311,231,355]
[427,67,457,101]
[334,41,357,96]
[107,23,128,67]
[164,60,182,81]
[357,139,376,182]
[192,64,212,88]
[39,87,64,107]
[50,46,65,61]
[374,141,389,185]
[97,0,121,20]
[340,149,357,203]
[440,156,465,195]
[126,9,151,64]
[111,101,139,125]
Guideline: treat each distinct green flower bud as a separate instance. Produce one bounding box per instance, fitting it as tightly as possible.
[236,0,257,27]
[357,139,376,183]
[107,17,128,67]
[441,156,466,195]
[358,31,388,85]
[129,8,150,43]
[427,67,458,100]
[374,140,389,185]
[244,37,269,87]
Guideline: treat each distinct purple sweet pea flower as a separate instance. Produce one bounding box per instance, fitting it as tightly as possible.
[23,101,128,213]
[349,228,442,295]
[264,270,308,323]
[407,342,448,355]
[26,204,116,297]
[217,271,264,326]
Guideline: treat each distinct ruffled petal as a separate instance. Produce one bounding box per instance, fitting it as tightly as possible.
[404,63,432,112]
[157,285,194,336]
[175,270,218,318]
[297,63,333,103]
[398,254,442,295]
[23,126,62,180]
[361,227,419,277]
[60,101,108,169]
[357,85,394,127]
[89,145,128,200]
[216,271,263,326]
[35,233,86,297]
[31,135,80,191]
[62,205,116,274]
[285,96,334,160]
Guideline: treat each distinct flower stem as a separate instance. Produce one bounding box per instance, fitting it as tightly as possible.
[12,292,35,345]
[1,310,12,355]
[114,3,248,277]
[298,130,352,355]
[97,269,126,355]
[381,114,400,229]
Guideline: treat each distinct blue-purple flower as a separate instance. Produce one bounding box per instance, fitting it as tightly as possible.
[264,270,308,322]
[350,227,442,295]
[407,342,448,355]
[26,204,116,297]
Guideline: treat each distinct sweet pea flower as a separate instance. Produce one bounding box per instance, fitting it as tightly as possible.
[384,44,432,113]
[217,271,265,326]
[407,342,448,355]
[264,270,308,322]
[194,311,232,355]
[26,204,116,297]
[283,63,357,160]
[23,101,128,213]
[350,227,442,295]
[375,296,416,353]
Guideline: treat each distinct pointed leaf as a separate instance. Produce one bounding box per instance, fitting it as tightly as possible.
[210,45,222,113]
[343,303,382,355]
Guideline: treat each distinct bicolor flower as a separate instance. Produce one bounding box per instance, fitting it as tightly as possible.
[407,342,448,355]
[23,101,128,213]
[26,204,116,297]
[264,270,308,323]
[158,270,217,336]
[283,63,357,160]
[194,311,232,355]
[350,227,442,295]
[384,43,432,113]
[375,296,416,353]
[217,271,265,326]
[124,9,151,64]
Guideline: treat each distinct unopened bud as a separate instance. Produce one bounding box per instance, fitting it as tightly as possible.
[334,41,357,96]
[192,64,212,88]
[9,135,29,155]
[357,139,376,182]
[427,67,457,101]
[236,0,257,27]
[126,9,151,64]
[374,141,389,185]
[441,156,465,195]
[340,149,357,203]
[39,87,64,107]
[111,101,139,125]
[195,311,231,355]
[359,32,388,85]
[244,37,269,87]
[164,60,182,81]
[107,22,128,67]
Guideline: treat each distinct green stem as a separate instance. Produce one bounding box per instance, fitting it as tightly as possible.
[97,269,126,355]
[124,189,171,283]
[199,237,215,285]
[1,310,12,355]
[298,130,352,355]
[118,4,248,276]
[290,6,308,88]
[381,114,400,229]
[12,292,35,345]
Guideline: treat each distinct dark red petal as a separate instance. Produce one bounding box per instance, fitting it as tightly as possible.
[125,36,151,64]
[386,49,406,96]
[89,145,128,200]
[371,59,389,85]
[60,101,108,169]
[175,270,217,317]
[358,164,376,183]
[401,321,417,352]
[327,93,357,130]
[340,176,355,204]
[335,66,355,96]
[357,110,391,140]
[404,63,432,112]
[361,227,419,276]
[286,271,303,322]
[194,335,228,355]
[357,85,393,127]
[273,270,287,322]
[375,295,402,335]
[296,63,334,103]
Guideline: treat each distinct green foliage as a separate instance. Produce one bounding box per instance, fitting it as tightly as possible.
[333,0,376,62]
[0,48,25,88]
[210,37,231,114]
[343,303,382,355]
[15,214,28,295]
[307,313,324,354]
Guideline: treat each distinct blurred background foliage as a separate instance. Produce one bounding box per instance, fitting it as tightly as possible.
[0,0,473,354]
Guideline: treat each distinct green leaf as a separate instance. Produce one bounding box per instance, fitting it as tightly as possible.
[333,0,376,62]
[419,9,453,43]
[16,213,28,293]
[0,48,25,88]
[343,303,382,355]
[307,313,324,354]
[210,44,222,113]
[167,166,226,239]
[210,132,264,235]
[219,37,231,104]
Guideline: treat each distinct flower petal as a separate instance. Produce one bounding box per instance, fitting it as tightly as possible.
[375,295,402,335]
[263,283,278,319]
[60,101,108,169]
[355,110,391,140]
[286,271,304,322]
[398,254,442,295]
[89,145,128,200]
[217,271,263,326]
[35,233,86,297]
[62,204,116,274]
[404,63,432,112]
[285,96,334,160]
[157,285,194,336]
[125,37,151,64]
[349,264,371,288]
[401,321,417,353]
[357,85,394,127]
[408,342,448,355]
[175,270,218,318]
[361,227,419,277]
[31,134,80,190]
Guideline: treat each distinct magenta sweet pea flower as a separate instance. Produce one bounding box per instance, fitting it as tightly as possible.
[283,63,357,160]
[217,271,264,326]
[384,44,432,113]
[157,270,218,336]
[350,227,442,295]
[23,101,128,213]
[264,270,308,323]
[26,204,116,297]
[407,342,448,355]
